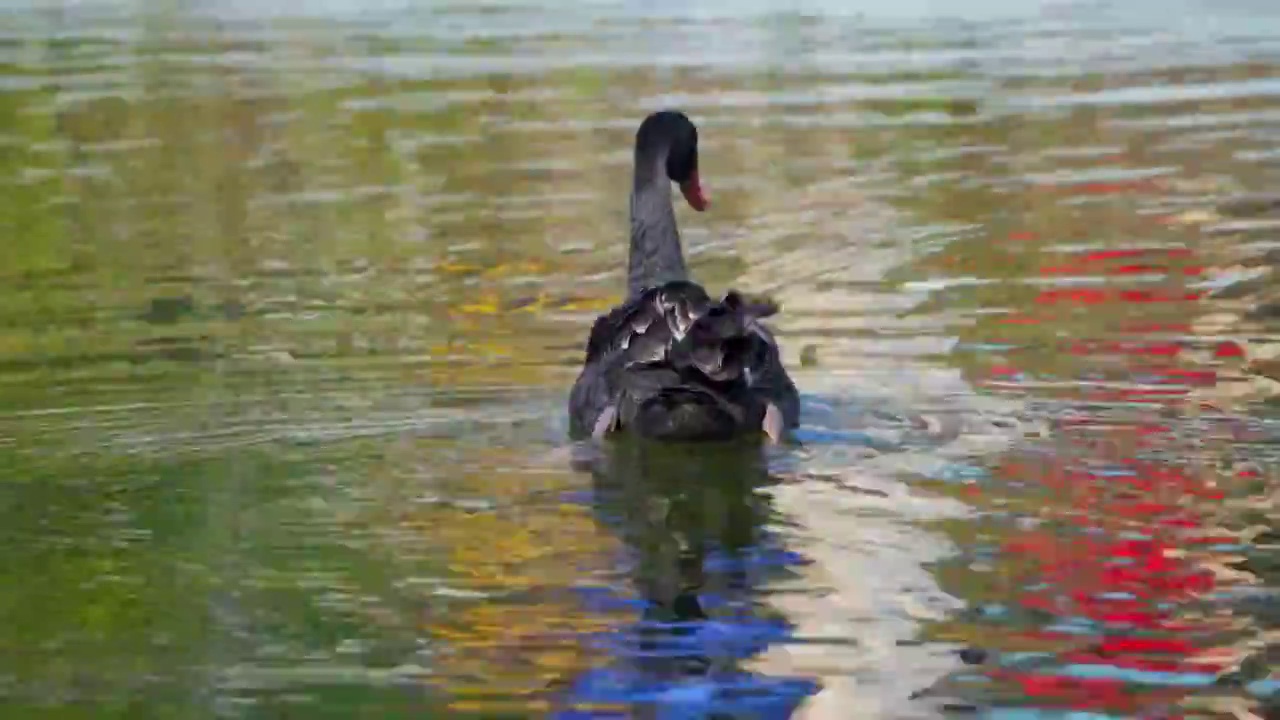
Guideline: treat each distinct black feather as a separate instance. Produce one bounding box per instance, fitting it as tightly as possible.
[569,280,797,441]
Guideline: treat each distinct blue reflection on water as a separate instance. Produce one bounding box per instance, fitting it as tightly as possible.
[555,669,819,720]
[557,438,823,718]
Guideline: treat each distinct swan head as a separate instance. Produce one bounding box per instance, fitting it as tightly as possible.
[635,110,709,211]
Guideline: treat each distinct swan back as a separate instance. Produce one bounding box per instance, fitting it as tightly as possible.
[578,281,784,440]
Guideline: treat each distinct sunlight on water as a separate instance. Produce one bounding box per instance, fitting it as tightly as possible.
[2,0,1280,718]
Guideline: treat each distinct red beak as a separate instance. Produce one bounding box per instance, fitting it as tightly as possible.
[678,170,709,211]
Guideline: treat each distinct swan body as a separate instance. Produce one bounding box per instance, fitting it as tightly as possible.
[567,111,799,442]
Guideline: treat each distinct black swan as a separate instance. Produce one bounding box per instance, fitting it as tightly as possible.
[567,110,800,443]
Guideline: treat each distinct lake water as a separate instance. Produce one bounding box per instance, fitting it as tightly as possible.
[4,0,1280,717]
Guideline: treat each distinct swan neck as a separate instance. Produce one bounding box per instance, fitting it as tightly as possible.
[627,155,686,298]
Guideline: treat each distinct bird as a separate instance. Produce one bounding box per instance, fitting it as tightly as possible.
[567,110,799,443]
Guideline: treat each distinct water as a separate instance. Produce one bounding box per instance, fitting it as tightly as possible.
[3,0,1280,717]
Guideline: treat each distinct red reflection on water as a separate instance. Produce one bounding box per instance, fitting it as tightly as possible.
[1038,248,1203,277]
[1035,289,1202,304]
[1214,341,1245,358]
[998,314,1043,325]
[1039,263,1204,276]
[1032,179,1163,195]
[959,223,1238,713]
[1140,369,1217,386]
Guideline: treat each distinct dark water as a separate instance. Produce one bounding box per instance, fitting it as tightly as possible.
[4,0,1280,717]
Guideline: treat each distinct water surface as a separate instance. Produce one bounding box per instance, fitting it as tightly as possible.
[3,0,1280,717]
